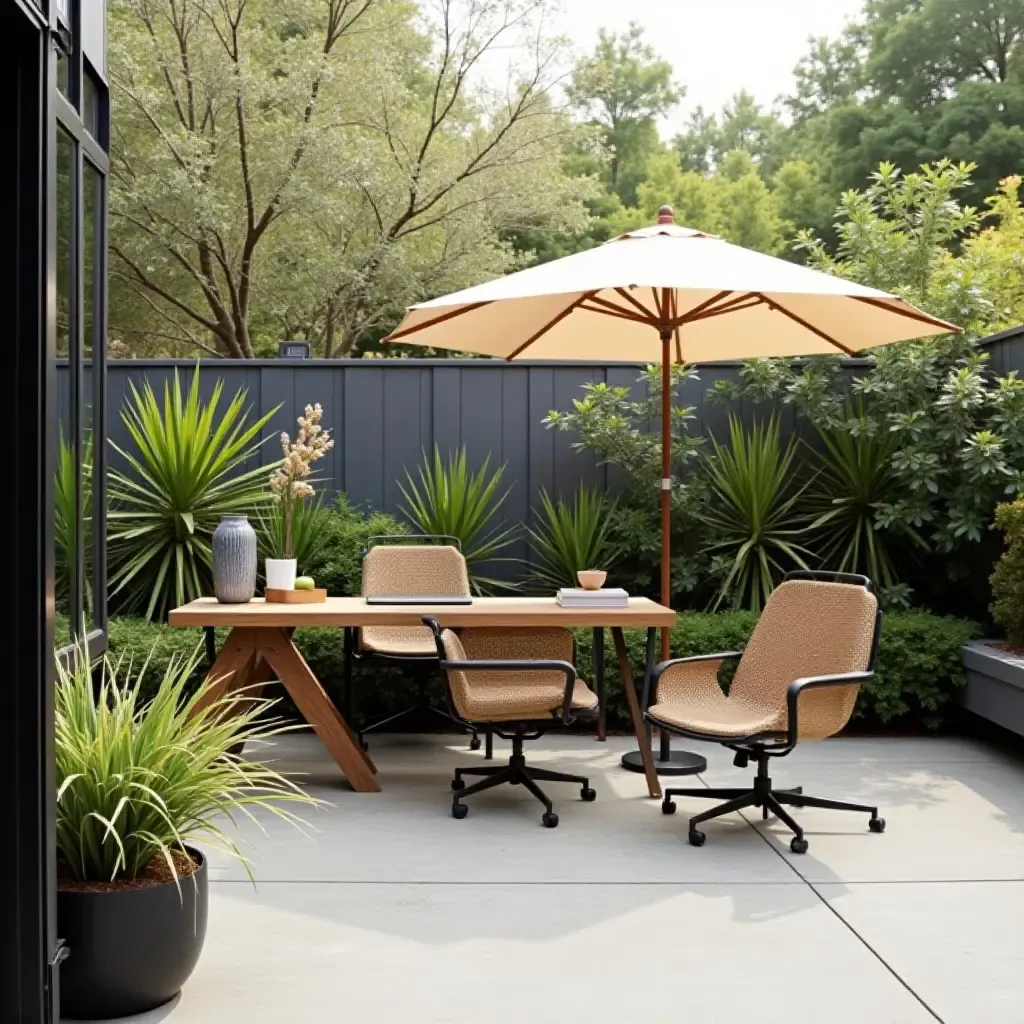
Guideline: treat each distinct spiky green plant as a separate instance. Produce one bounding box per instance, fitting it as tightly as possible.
[807,410,927,588]
[55,638,319,886]
[701,416,815,611]
[527,486,617,591]
[107,368,278,620]
[399,446,519,593]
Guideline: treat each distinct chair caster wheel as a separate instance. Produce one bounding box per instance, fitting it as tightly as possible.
[452,802,468,819]
[451,778,465,791]
[790,837,809,854]
[688,829,706,847]
[581,787,596,802]
[662,799,676,815]
[869,816,886,833]
[542,811,559,828]
[469,737,481,751]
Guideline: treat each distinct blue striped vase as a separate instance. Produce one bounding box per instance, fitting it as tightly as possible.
[212,515,257,603]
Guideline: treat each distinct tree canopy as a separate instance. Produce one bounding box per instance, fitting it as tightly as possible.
[108,0,1024,357]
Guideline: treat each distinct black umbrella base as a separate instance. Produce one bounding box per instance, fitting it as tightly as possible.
[620,748,707,776]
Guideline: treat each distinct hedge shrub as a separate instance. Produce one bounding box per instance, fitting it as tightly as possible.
[990,498,1024,648]
[63,607,980,733]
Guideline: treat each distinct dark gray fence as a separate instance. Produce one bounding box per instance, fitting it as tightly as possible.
[57,326,1024,571]
[62,358,785,569]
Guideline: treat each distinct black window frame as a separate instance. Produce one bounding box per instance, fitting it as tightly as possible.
[0,1,108,1021]
[52,0,108,663]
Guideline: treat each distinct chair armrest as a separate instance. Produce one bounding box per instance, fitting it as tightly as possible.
[440,659,579,724]
[785,671,873,746]
[647,652,743,711]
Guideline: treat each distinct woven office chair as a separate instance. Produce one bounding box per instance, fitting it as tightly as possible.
[344,537,479,751]
[423,618,599,828]
[648,571,885,854]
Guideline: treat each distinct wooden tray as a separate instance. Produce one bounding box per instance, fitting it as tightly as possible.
[265,587,328,604]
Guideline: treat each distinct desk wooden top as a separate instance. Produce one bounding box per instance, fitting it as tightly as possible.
[168,596,676,629]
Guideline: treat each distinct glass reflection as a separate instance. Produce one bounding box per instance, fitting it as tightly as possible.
[55,130,75,636]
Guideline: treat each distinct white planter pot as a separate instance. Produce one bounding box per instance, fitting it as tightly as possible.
[265,558,298,591]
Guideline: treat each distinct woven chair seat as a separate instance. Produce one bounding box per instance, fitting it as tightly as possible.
[646,656,780,738]
[360,625,437,657]
[443,626,597,723]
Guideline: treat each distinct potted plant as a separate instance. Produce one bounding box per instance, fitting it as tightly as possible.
[962,498,1024,737]
[56,640,319,1020]
[266,403,334,590]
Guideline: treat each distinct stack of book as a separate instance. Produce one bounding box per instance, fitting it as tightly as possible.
[556,587,629,608]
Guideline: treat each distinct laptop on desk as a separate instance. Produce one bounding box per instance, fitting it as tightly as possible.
[364,595,473,606]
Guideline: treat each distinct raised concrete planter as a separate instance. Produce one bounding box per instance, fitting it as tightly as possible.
[962,640,1024,737]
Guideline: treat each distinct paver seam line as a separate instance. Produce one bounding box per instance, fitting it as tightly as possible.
[689,772,946,1024]
[206,878,810,886]
[207,876,1024,886]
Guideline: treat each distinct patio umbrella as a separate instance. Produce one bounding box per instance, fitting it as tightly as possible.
[385,206,959,772]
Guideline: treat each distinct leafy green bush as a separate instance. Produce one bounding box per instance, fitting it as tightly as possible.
[302,494,409,597]
[543,366,707,604]
[991,498,1024,648]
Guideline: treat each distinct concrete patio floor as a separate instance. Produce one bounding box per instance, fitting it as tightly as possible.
[90,731,1024,1024]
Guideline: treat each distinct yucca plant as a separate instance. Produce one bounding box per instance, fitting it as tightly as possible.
[399,446,519,593]
[701,416,815,611]
[255,493,331,573]
[527,486,617,591]
[807,410,927,588]
[107,368,279,620]
[55,638,319,886]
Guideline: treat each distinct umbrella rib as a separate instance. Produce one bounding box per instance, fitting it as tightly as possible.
[580,301,652,325]
[675,290,735,326]
[505,292,599,360]
[585,294,658,324]
[613,288,660,322]
[754,293,858,356]
[385,301,494,342]
[683,294,765,323]
[852,296,960,334]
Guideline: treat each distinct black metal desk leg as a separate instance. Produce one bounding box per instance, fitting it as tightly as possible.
[343,627,355,726]
[593,626,606,741]
[620,626,708,778]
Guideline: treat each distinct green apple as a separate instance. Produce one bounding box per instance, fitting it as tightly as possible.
[294,576,315,591]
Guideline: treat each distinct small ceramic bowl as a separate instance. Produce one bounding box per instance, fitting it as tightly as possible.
[577,570,607,591]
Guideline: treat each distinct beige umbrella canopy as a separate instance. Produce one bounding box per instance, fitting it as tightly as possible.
[386,207,958,653]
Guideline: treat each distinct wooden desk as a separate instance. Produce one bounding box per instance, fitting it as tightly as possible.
[168,597,676,797]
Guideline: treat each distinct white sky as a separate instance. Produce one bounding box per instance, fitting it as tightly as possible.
[553,0,865,133]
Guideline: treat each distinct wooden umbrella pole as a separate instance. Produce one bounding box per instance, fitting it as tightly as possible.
[660,328,672,661]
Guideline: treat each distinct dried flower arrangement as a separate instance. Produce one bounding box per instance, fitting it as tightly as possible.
[269,404,334,558]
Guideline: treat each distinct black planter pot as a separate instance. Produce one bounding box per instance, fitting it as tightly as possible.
[58,846,209,1020]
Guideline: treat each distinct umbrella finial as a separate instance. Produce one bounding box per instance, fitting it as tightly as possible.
[657,205,674,225]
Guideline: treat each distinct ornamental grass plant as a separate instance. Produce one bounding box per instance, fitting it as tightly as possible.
[55,638,320,887]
